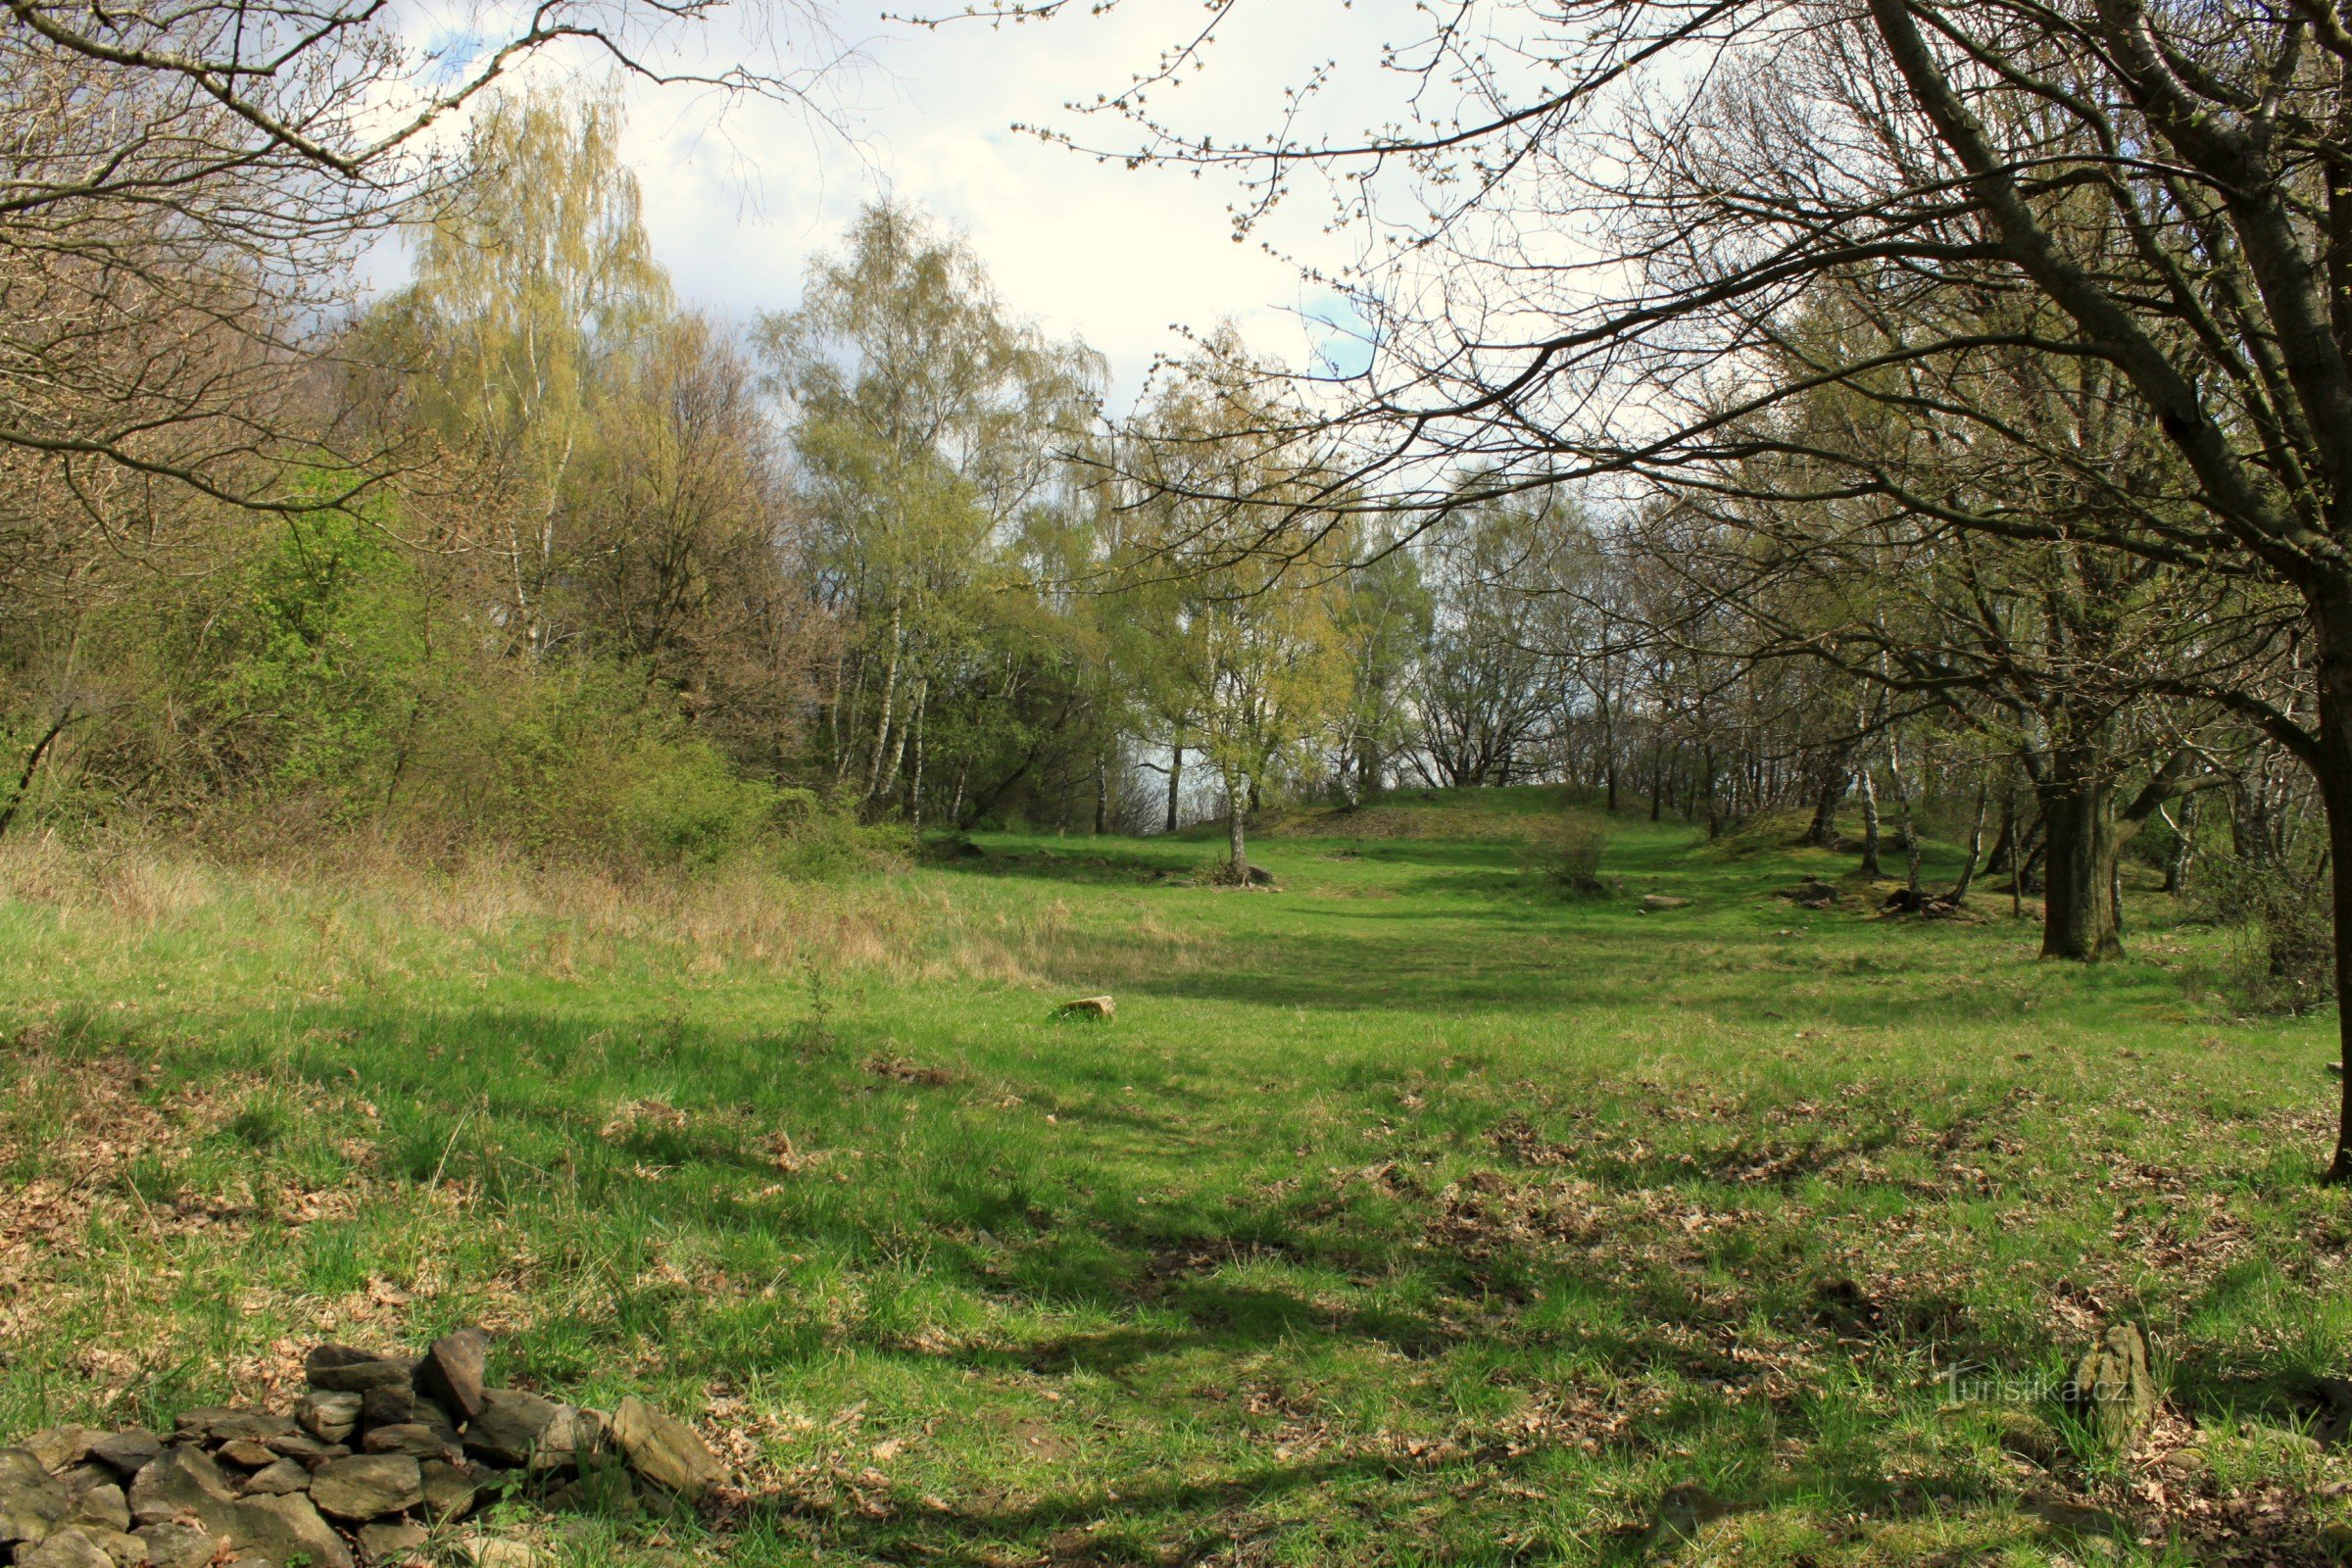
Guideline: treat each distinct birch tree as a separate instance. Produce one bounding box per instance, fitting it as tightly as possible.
[1120,333,1351,880]
[761,202,1101,813]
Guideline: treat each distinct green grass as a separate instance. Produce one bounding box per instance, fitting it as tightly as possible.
[0,792,2346,1566]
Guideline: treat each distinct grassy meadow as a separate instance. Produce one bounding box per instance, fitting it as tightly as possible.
[0,788,2346,1565]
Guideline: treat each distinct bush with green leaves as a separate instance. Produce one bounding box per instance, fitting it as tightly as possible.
[2198,858,2333,1013]
[1522,813,1611,896]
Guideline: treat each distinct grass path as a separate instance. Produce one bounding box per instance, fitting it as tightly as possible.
[0,791,2344,1565]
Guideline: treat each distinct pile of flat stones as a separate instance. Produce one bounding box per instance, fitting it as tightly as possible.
[0,1329,723,1568]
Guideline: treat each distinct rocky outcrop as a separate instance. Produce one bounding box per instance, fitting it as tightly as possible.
[0,1330,730,1566]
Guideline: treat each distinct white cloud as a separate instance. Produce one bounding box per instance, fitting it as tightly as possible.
[610,3,1402,405]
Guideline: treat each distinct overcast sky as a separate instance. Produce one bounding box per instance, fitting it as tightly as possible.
[589,2,1400,405]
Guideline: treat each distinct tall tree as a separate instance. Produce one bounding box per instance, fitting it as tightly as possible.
[0,0,841,505]
[1120,331,1353,879]
[760,201,1102,815]
[1069,0,2352,1178]
[385,86,673,660]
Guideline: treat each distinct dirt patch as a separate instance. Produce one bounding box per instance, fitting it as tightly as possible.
[863,1052,955,1087]
[0,1031,380,1384]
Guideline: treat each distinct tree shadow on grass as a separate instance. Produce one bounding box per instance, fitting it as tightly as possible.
[932,841,1205,887]
[127,995,2323,1564]
[723,1364,2038,1567]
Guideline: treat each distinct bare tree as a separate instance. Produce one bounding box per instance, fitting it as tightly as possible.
[0,0,849,507]
[1031,0,2352,1178]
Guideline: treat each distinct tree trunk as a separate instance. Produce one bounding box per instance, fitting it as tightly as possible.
[2162,793,2198,895]
[0,709,76,841]
[1950,772,1989,904]
[2327,766,2352,1181]
[1600,694,1619,813]
[1094,755,1109,836]
[2311,636,2352,1181]
[1225,765,1249,881]
[864,601,904,803]
[1165,744,1184,834]
[1806,764,1848,848]
[2010,805,2025,920]
[907,686,927,829]
[1984,789,2017,874]
[2037,775,2124,960]
[1885,731,1921,900]
[880,672,921,808]
[1858,765,1882,879]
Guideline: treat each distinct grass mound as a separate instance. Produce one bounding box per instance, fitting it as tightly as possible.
[1696,807,1824,858]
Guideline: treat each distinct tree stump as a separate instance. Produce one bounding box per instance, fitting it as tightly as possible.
[2066,1322,2157,1446]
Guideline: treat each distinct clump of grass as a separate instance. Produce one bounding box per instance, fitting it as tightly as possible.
[0,835,926,989]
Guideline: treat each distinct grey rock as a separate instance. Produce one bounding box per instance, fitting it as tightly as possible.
[172,1412,291,1446]
[125,1447,235,1527]
[135,1521,220,1568]
[88,1432,161,1476]
[18,1525,113,1568]
[356,1519,430,1560]
[360,1425,451,1460]
[239,1461,307,1497]
[214,1442,276,1471]
[229,1492,353,1568]
[258,1433,335,1463]
[416,1330,490,1425]
[74,1525,147,1566]
[0,1447,61,1486]
[463,1393,560,1468]
[294,1393,361,1445]
[411,1398,460,1446]
[61,1464,114,1494]
[305,1348,413,1396]
[69,1482,130,1534]
[609,1398,721,1500]
[417,1460,476,1523]
[358,1384,415,1432]
[526,1407,607,1475]
[0,1446,74,1545]
[308,1455,421,1522]
[24,1429,98,1475]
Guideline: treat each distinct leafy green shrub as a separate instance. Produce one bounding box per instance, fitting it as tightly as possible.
[774,796,911,879]
[2199,858,2333,1013]
[1522,814,1611,895]
[612,741,780,868]
[198,500,428,810]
